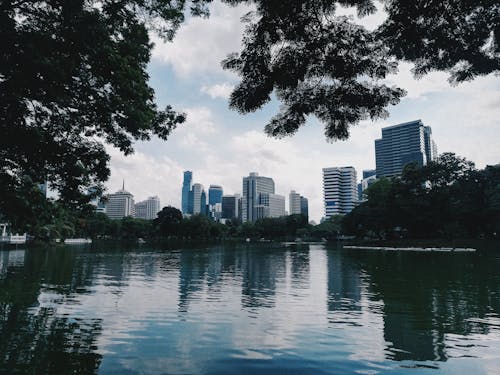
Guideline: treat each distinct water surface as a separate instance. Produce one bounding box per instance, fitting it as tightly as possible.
[1,242,499,374]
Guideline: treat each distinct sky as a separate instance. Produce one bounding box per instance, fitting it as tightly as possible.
[106,1,500,223]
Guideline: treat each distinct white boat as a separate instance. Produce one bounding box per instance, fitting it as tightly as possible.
[343,245,476,252]
[64,238,92,244]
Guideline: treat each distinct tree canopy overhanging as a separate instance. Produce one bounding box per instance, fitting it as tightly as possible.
[222,0,500,140]
[1,0,499,230]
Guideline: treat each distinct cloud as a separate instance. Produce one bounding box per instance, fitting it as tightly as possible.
[151,2,251,77]
[200,82,234,99]
[106,146,184,209]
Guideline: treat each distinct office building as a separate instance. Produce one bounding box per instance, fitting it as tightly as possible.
[363,169,377,179]
[208,185,223,221]
[289,191,301,215]
[222,194,241,221]
[323,167,357,218]
[208,185,223,205]
[242,173,275,223]
[375,120,438,178]
[300,196,309,219]
[106,182,135,219]
[192,183,205,215]
[258,193,286,218]
[182,171,192,214]
[135,196,161,220]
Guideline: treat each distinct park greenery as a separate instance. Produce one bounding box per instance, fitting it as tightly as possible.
[342,153,500,239]
[1,0,499,227]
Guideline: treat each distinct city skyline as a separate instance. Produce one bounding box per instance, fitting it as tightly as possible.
[103,3,500,223]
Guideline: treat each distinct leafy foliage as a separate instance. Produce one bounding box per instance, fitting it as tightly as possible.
[342,153,500,239]
[223,0,500,138]
[0,0,205,224]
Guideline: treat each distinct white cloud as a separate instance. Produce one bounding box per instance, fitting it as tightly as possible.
[200,82,234,99]
[106,146,184,209]
[151,2,251,77]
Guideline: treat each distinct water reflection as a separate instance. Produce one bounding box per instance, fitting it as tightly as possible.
[0,242,499,374]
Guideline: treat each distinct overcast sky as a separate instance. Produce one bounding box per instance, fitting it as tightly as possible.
[106,2,500,223]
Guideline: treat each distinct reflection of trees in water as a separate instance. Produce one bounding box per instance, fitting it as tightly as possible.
[354,251,500,362]
[0,248,103,374]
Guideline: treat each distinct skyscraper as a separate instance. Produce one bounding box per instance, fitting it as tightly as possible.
[289,190,301,215]
[300,196,309,219]
[242,173,275,223]
[323,167,357,218]
[182,171,192,214]
[106,182,135,219]
[375,120,438,178]
[192,183,205,215]
[208,185,223,205]
[134,196,161,220]
[222,194,241,221]
[258,193,286,219]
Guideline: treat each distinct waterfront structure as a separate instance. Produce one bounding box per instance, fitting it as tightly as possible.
[375,120,438,178]
[134,196,161,220]
[182,171,193,214]
[289,191,301,215]
[242,173,275,223]
[222,194,241,221]
[106,182,135,219]
[323,167,357,218]
[300,196,309,219]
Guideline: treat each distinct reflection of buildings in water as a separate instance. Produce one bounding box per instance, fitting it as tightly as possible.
[178,251,209,313]
[240,248,287,309]
[327,250,362,313]
[289,247,310,289]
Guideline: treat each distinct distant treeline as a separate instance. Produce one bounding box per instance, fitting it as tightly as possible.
[342,153,500,239]
[78,210,341,241]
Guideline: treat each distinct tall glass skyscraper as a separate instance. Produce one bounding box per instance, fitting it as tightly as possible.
[208,185,223,205]
[182,171,192,214]
[375,120,438,178]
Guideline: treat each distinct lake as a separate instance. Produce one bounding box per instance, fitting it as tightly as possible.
[1,242,499,374]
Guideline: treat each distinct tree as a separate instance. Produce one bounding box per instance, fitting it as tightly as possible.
[223,0,500,139]
[0,0,209,227]
[154,206,183,237]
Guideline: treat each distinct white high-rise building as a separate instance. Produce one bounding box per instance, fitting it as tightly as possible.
[106,182,135,219]
[259,193,286,218]
[289,190,302,215]
[192,183,205,215]
[242,173,275,222]
[323,167,357,218]
[135,196,161,220]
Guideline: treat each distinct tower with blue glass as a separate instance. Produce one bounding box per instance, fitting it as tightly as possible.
[182,171,193,214]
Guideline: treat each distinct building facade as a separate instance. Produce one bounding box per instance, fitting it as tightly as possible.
[323,167,357,218]
[289,190,301,215]
[222,194,241,221]
[134,196,161,220]
[106,184,135,219]
[300,196,309,219]
[242,173,275,223]
[259,193,286,219]
[182,171,192,215]
[375,120,438,178]
[192,183,206,215]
